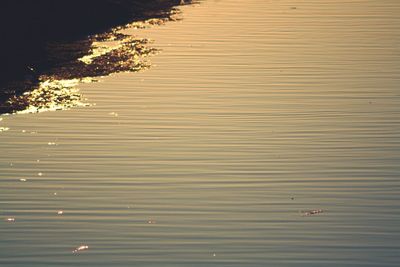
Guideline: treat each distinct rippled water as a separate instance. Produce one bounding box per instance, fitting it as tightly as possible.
[1,0,400,266]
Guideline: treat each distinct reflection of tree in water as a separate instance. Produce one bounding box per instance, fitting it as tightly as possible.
[0,0,194,114]
[4,8,187,114]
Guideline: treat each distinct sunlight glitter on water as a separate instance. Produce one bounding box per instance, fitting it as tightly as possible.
[0,1,400,266]
[4,9,184,115]
[10,79,91,114]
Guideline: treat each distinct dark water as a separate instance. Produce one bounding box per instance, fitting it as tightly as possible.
[0,0,187,113]
[1,0,400,266]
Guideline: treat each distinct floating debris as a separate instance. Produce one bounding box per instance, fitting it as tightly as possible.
[38,172,43,176]
[147,220,156,224]
[19,178,27,182]
[47,142,57,146]
[72,245,89,253]
[57,210,64,215]
[301,209,324,216]
[5,217,15,222]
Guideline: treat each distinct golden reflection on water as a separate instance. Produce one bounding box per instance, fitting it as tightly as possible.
[5,10,183,115]
[0,117,9,132]
[0,1,400,266]
[9,79,91,114]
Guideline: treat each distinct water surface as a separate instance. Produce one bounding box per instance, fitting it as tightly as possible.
[1,0,400,266]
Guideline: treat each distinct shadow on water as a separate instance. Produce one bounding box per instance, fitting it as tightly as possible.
[0,0,193,114]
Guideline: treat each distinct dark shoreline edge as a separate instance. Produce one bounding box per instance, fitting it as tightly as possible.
[0,0,191,114]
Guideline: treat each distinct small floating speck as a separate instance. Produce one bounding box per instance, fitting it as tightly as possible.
[48,142,57,146]
[19,178,27,182]
[72,245,89,253]
[57,210,64,215]
[301,209,324,216]
[108,112,119,117]
[213,253,216,257]
[147,220,156,224]
[53,192,58,196]
[38,172,43,176]
[5,217,15,222]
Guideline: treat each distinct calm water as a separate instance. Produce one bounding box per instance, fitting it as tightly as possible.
[1,0,400,266]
